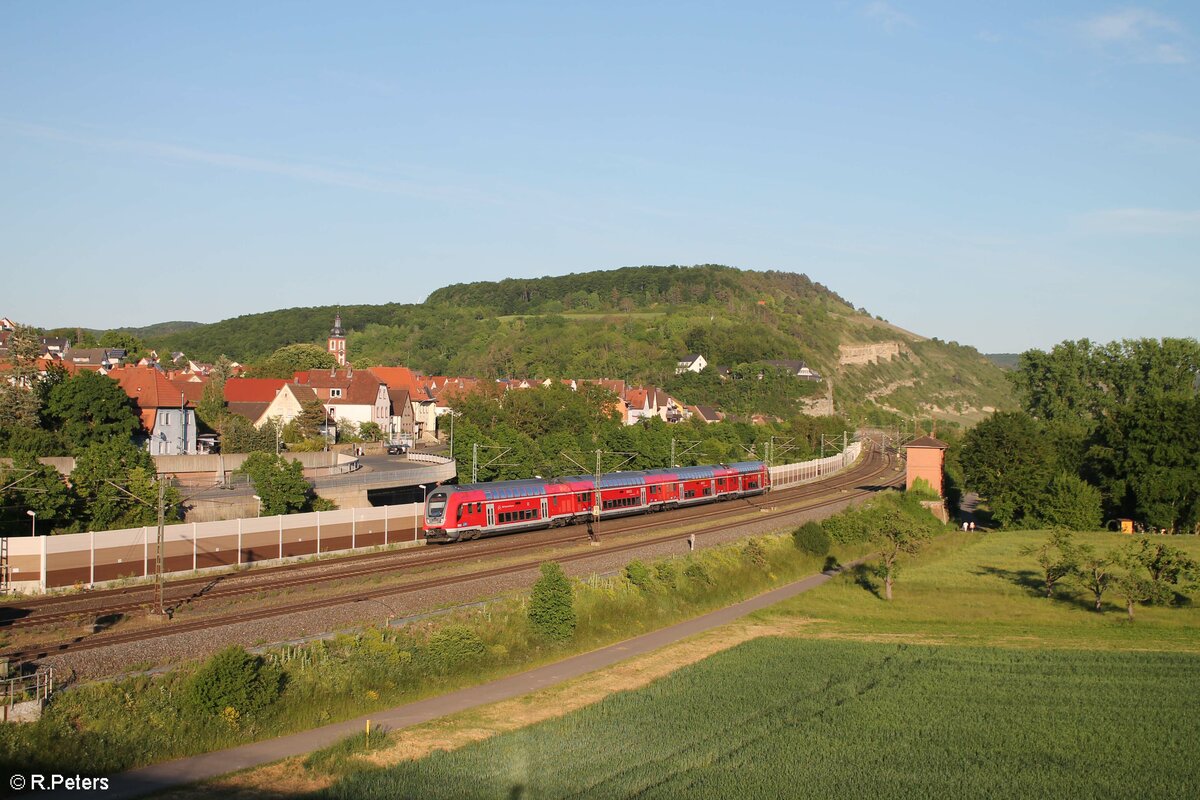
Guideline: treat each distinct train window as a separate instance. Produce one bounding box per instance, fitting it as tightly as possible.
[685,490,695,498]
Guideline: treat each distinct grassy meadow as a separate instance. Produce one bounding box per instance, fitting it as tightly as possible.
[766,530,1200,651]
[316,530,1200,799]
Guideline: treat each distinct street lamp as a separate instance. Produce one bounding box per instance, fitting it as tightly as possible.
[252,494,262,517]
[26,509,35,537]
[415,484,428,537]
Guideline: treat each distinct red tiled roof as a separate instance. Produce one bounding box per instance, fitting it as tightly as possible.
[170,377,209,405]
[293,369,386,406]
[110,366,196,410]
[227,401,270,424]
[224,378,287,403]
[108,366,195,432]
[368,367,431,401]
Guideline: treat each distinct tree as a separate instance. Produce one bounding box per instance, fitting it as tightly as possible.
[219,414,276,453]
[1124,538,1198,604]
[962,412,1056,528]
[1075,544,1112,611]
[71,439,179,531]
[291,400,329,442]
[45,371,141,452]
[0,454,75,533]
[869,502,933,601]
[1020,530,1079,599]
[528,562,575,641]
[1110,542,1167,621]
[253,344,337,379]
[196,379,229,432]
[98,330,149,362]
[236,452,312,515]
[1038,472,1103,531]
[1012,337,1200,532]
[0,323,44,430]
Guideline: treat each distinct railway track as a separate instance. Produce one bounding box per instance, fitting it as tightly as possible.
[2,448,903,664]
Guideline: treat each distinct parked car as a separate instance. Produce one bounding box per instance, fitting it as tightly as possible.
[387,443,408,455]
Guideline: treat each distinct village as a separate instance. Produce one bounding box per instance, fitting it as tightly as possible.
[0,315,822,456]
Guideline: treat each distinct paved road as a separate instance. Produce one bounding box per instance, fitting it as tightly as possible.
[88,564,854,800]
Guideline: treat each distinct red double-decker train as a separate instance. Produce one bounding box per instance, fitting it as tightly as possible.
[423,461,770,542]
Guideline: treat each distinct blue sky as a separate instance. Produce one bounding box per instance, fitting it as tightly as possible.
[1,1,1196,352]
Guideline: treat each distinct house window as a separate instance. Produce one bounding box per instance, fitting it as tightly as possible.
[330,389,342,398]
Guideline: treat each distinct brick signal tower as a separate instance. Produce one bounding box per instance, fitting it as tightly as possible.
[328,313,346,366]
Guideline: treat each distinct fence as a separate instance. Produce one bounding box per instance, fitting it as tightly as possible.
[2,449,861,594]
[769,440,862,488]
[2,504,425,594]
[2,667,54,723]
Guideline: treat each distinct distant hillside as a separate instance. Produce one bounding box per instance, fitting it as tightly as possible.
[146,265,1016,423]
[110,320,205,338]
[85,320,206,340]
[427,264,851,314]
[986,353,1021,370]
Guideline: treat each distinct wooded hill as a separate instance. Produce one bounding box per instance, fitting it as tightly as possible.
[147,265,1015,423]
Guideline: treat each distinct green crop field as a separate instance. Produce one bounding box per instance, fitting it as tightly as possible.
[318,531,1200,799]
[321,639,1200,799]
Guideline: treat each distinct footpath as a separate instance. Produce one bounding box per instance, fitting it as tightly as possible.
[91,565,849,800]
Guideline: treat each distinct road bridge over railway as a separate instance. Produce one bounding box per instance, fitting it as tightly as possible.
[311,452,457,508]
[182,453,457,521]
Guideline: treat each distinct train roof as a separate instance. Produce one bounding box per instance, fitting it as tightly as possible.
[435,461,765,500]
[436,478,550,500]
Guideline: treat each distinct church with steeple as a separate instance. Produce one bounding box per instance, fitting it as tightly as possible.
[327,313,346,366]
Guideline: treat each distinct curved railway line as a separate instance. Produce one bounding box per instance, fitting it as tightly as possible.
[2,446,904,666]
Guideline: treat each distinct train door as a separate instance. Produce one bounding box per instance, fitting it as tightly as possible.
[640,487,647,507]
[486,505,495,527]
[540,498,548,519]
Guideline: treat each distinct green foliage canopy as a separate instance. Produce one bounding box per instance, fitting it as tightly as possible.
[45,371,141,453]
[528,562,576,642]
[236,452,312,515]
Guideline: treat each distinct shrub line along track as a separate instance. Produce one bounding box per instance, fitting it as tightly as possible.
[2,448,902,666]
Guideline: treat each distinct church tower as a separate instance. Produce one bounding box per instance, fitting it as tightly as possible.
[328,313,346,366]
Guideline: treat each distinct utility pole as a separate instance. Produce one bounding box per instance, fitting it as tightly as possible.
[769,436,796,468]
[154,476,166,617]
[560,448,637,544]
[471,443,513,484]
[669,438,701,468]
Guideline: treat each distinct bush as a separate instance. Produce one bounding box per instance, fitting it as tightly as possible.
[792,521,831,556]
[529,562,576,642]
[424,625,486,674]
[184,646,283,718]
[683,560,712,586]
[654,561,678,590]
[908,477,940,501]
[743,538,769,570]
[625,560,654,592]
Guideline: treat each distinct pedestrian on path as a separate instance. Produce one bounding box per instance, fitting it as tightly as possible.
[687,533,695,551]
